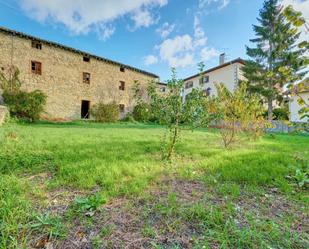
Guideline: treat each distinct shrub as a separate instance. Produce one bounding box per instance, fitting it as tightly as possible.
[90,102,119,123]
[132,102,152,122]
[273,107,289,120]
[1,67,46,122]
[3,89,46,122]
[210,83,265,148]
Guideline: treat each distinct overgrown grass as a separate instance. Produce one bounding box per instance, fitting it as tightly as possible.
[0,121,308,248]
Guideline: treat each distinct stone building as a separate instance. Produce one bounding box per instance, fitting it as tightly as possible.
[0,26,159,120]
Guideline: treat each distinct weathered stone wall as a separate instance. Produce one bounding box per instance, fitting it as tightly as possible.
[0,105,9,125]
[0,31,158,120]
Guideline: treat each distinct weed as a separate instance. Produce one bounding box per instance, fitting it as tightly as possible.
[31,213,66,239]
[74,193,106,213]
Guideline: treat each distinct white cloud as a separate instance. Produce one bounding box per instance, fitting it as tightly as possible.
[158,35,195,68]
[130,9,158,30]
[199,0,231,10]
[19,0,168,39]
[201,47,220,61]
[95,23,115,41]
[156,22,175,38]
[194,16,207,47]
[153,14,220,68]
[144,55,159,65]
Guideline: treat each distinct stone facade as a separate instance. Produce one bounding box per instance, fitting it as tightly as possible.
[0,27,159,120]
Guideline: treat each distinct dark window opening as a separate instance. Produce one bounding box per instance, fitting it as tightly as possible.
[83,56,90,62]
[119,104,125,113]
[199,76,209,85]
[81,100,90,119]
[83,72,90,84]
[31,40,42,50]
[31,61,42,75]
[203,87,211,97]
[160,87,166,93]
[119,81,125,91]
[185,81,193,89]
[120,67,125,72]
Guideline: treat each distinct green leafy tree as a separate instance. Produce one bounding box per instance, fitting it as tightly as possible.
[243,0,308,120]
[210,83,265,148]
[283,6,309,121]
[147,68,208,161]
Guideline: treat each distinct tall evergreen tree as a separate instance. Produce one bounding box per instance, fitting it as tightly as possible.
[243,0,308,120]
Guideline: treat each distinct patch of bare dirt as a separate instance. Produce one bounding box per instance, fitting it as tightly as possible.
[33,177,308,249]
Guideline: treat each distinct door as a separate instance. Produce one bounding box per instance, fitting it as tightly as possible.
[81,100,90,119]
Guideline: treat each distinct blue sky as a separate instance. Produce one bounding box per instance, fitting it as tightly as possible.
[0,0,308,81]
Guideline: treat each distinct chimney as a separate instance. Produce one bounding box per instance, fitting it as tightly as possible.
[219,53,225,65]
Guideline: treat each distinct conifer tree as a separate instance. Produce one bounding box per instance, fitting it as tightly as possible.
[243,0,308,120]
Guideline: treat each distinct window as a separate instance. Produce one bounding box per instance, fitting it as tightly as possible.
[31,61,42,75]
[200,76,210,85]
[185,81,193,89]
[120,67,125,72]
[83,72,90,84]
[83,56,90,62]
[31,40,42,50]
[160,87,166,93]
[203,87,211,97]
[119,104,125,113]
[119,81,125,91]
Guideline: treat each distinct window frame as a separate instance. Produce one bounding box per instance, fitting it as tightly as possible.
[185,81,193,89]
[119,81,125,91]
[83,72,91,84]
[83,56,90,62]
[31,40,42,50]
[31,61,42,75]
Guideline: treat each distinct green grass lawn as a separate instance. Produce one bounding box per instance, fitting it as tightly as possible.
[0,121,308,248]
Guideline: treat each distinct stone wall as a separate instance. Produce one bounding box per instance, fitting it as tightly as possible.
[0,31,158,120]
[0,105,9,125]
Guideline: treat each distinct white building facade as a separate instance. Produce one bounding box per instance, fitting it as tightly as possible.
[289,91,309,122]
[183,57,245,99]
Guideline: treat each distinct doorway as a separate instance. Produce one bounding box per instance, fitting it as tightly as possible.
[81,100,90,119]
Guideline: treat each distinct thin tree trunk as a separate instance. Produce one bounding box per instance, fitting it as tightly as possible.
[268,97,273,121]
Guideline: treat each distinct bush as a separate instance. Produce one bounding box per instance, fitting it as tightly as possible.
[132,102,152,122]
[90,102,119,123]
[273,107,289,120]
[3,89,46,122]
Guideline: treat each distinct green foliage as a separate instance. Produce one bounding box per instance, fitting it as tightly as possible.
[132,102,152,122]
[3,89,47,122]
[243,0,308,120]
[0,67,46,122]
[90,101,120,123]
[147,68,207,160]
[210,83,266,147]
[31,213,66,239]
[74,194,106,213]
[0,66,21,92]
[0,175,32,248]
[271,107,289,120]
[287,157,309,188]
